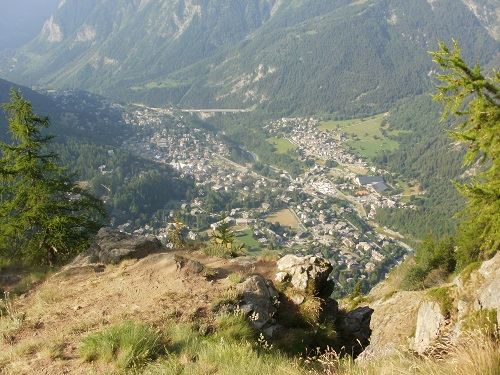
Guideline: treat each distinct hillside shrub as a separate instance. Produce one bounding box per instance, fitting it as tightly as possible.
[401,235,455,290]
[427,286,455,318]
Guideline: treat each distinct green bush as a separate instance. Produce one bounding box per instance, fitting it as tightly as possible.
[401,265,427,290]
[401,235,456,290]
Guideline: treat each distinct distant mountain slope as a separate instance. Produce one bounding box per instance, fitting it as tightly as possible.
[0,79,56,133]
[1,0,499,116]
[0,0,60,51]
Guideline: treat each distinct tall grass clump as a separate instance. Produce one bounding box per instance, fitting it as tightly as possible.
[80,320,163,370]
[146,323,306,375]
[0,292,25,342]
[215,312,256,342]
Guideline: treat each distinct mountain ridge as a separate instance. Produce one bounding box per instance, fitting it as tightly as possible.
[1,0,499,116]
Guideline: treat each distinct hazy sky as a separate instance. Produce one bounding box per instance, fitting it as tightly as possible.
[0,0,61,50]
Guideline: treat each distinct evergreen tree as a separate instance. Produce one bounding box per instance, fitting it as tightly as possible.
[0,89,106,265]
[168,216,185,248]
[431,41,500,267]
[210,214,235,249]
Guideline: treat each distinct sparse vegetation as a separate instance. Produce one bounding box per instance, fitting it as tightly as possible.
[427,286,455,318]
[202,267,218,280]
[0,292,25,342]
[227,271,247,284]
[313,326,500,375]
[203,243,238,258]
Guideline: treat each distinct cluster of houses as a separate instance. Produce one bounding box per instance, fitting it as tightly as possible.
[122,108,271,193]
[265,118,359,164]
[118,107,409,275]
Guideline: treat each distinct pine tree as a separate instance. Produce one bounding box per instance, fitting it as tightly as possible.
[168,216,185,248]
[210,214,235,249]
[431,41,500,267]
[0,89,106,265]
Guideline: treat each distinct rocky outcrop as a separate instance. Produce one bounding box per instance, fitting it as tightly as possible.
[473,253,500,326]
[274,254,373,356]
[342,306,374,356]
[363,252,500,358]
[453,252,500,328]
[75,227,164,265]
[275,254,334,297]
[175,256,205,274]
[236,275,279,330]
[410,301,446,354]
[237,275,280,333]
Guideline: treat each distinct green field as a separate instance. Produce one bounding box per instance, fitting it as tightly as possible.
[347,139,399,158]
[319,114,405,158]
[318,118,361,131]
[235,229,261,249]
[266,137,297,154]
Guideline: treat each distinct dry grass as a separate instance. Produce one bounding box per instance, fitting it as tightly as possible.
[314,326,500,375]
[265,208,300,228]
[227,271,247,284]
[257,249,280,262]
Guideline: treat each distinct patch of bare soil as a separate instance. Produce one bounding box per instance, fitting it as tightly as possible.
[0,251,276,374]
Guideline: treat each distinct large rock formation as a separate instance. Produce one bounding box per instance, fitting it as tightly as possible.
[457,252,500,327]
[342,306,374,357]
[410,301,446,354]
[275,254,334,297]
[237,275,280,332]
[363,252,500,358]
[73,227,164,265]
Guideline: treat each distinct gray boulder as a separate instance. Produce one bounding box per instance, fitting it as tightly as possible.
[276,254,334,296]
[237,275,279,331]
[410,301,446,354]
[475,252,500,326]
[85,227,164,264]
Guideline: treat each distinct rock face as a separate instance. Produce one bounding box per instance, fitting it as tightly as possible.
[364,252,500,358]
[342,306,374,357]
[237,275,279,332]
[175,256,205,274]
[83,227,164,264]
[474,253,500,326]
[276,254,334,297]
[411,301,446,354]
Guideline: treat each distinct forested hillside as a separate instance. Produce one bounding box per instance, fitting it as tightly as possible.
[1,0,498,117]
[373,95,466,239]
[0,82,193,230]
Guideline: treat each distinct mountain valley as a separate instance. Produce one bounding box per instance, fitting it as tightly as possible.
[0,0,499,373]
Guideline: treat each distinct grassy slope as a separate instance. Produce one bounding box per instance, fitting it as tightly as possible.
[1,251,499,374]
